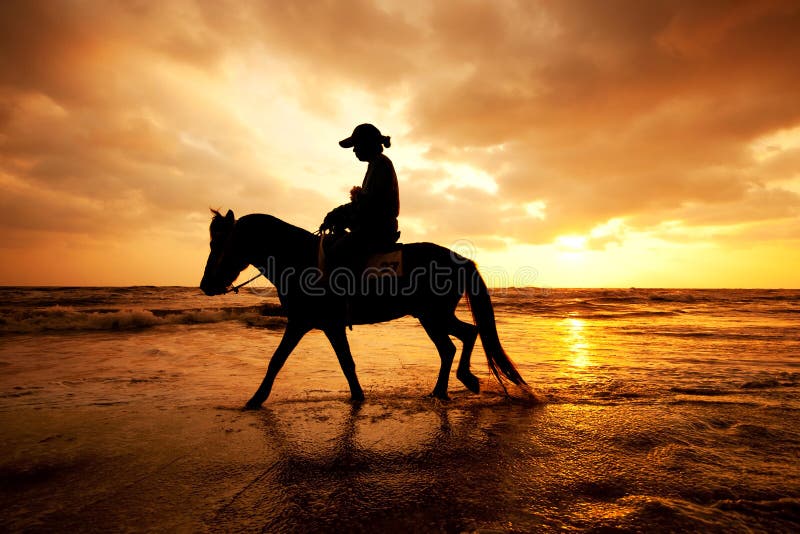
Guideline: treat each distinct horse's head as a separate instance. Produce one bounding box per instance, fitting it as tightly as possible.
[200,209,249,295]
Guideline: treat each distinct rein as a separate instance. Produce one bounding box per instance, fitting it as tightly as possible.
[226,266,266,294]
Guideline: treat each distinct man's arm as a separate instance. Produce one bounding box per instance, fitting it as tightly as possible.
[320,203,355,233]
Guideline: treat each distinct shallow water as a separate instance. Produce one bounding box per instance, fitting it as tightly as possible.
[1,287,799,531]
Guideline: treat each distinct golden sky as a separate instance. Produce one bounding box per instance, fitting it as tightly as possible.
[1,0,799,287]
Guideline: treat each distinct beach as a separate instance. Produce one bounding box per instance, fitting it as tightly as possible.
[1,287,799,532]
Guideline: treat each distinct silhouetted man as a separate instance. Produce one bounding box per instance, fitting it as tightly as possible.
[320,123,400,274]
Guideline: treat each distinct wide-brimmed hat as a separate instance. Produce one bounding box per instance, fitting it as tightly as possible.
[339,123,384,148]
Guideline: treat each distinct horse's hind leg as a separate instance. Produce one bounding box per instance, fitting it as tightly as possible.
[450,317,480,393]
[420,317,457,400]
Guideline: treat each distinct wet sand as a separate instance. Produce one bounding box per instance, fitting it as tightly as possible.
[3,391,799,532]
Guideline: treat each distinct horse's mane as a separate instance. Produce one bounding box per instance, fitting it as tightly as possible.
[210,209,311,234]
[210,209,317,256]
[238,213,315,241]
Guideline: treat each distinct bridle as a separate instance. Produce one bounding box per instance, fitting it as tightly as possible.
[225,267,265,294]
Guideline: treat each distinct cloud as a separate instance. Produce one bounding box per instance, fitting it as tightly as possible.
[0,1,334,244]
[1,0,799,284]
[402,0,800,245]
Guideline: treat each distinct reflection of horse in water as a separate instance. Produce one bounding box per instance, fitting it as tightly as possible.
[200,210,529,408]
[210,401,540,531]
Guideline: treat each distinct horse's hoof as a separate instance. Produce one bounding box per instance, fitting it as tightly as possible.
[428,391,450,401]
[457,373,480,394]
[243,399,263,410]
[350,392,365,403]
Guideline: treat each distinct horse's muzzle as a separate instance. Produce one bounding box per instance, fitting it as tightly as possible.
[200,280,227,296]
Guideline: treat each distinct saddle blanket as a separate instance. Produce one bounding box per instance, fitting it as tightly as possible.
[364,249,403,277]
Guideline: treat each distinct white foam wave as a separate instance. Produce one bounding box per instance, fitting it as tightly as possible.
[0,305,285,334]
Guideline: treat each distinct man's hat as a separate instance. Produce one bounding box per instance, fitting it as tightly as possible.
[339,123,383,148]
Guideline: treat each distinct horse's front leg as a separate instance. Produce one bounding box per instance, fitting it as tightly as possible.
[245,322,309,409]
[323,327,365,402]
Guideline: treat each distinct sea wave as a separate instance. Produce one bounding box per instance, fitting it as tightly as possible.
[0,304,285,334]
[618,329,792,341]
[493,300,686,319]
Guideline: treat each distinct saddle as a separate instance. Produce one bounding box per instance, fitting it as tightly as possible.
[319,232,403,278]
[364,246,403,277]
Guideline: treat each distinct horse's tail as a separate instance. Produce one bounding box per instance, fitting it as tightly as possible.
[465,262,529,392]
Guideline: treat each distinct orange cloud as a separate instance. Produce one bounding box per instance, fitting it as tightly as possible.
[1,0,798,285]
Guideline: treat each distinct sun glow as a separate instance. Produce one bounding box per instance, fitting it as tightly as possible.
[555,234,588,262]
[556,235,588,250]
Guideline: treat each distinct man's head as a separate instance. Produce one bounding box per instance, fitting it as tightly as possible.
[340,123,391,161]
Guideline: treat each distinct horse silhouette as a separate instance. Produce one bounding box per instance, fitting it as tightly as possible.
[200,209,528,408]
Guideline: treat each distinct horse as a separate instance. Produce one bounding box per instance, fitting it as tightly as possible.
[200,209,529,408]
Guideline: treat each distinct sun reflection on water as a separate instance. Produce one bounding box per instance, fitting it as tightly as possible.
[565,317,593,368]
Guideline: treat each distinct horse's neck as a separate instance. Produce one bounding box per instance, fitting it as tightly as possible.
[237,214,317,281]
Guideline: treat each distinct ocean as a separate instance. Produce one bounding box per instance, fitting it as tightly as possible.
[1,286,799,532]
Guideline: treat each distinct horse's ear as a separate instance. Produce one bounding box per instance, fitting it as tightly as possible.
[225,209,235,222]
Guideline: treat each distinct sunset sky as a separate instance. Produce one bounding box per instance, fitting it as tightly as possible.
[1,0,799,287]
